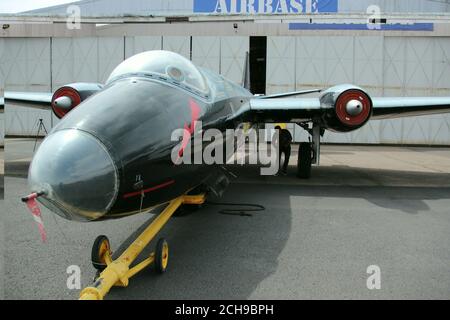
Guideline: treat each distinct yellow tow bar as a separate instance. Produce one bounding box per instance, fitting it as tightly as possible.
[79,194,206,300]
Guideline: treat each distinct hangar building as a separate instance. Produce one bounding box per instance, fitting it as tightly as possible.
[1,0,450,145]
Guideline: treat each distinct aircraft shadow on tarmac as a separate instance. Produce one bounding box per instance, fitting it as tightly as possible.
[4,156,449,299]
[105,182,293,300]
[98,163,450,299]
[226,164,450,215]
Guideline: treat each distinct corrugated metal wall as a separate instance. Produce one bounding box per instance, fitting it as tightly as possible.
[25,0,194,15]
[2,38,52,137]
[25,0,450,15]
[3,35,450,144]
[267,35,450,144]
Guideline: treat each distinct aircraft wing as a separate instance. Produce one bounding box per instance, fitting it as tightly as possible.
[4,91,52,110]
[370,97,450,119]
[231,96,450,123]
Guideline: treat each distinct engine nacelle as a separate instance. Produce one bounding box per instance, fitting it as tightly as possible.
[51,83,103,118]
[320,84,372,132]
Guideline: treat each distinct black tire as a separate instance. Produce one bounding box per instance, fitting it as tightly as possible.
[297,142,312,179]
[155,238,169,274]
[91,235,111,271]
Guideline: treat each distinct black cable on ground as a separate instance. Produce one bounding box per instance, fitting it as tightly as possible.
[206,201,265,217]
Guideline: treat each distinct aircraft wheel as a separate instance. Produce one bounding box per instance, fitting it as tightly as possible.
[155,238,169,274]
[297,142,312,179]
[91,235,111,271]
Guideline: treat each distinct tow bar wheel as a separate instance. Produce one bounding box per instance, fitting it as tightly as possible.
[91,235,111,271]
[155,238,169,273]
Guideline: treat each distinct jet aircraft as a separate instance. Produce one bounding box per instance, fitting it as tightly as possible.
[4,50,450,222]
[5,50,450,299]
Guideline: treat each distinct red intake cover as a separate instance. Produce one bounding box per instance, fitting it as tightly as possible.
[335,89,372,127]
[51,86,82,119]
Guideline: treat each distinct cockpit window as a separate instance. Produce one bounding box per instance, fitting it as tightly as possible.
[106,50,208,95]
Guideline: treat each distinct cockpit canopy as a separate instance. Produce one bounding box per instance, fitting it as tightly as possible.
[106,50,209,96]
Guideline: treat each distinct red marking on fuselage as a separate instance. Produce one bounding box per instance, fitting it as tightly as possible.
[177,98,201,159]
[123,179,175,199]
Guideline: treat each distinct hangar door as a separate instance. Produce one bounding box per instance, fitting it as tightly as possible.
[249,36,267,95]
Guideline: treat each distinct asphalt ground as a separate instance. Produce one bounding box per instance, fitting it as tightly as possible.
[2,138,450,299]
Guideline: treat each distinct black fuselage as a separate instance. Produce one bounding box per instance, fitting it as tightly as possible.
[39,68,252,221]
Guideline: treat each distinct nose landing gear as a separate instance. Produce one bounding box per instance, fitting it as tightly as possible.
[79,193,206,300]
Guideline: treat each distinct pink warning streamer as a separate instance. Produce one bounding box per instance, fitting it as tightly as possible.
[23,193,47,243]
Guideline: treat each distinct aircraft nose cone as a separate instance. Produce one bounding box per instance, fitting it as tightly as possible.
[345,99,364,116]
[28,129,119,221]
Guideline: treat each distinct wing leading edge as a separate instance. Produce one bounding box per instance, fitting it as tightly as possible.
[5,90,450,124]
[371,96,450,119]
[231,95,450,123]
[4,92,52,110]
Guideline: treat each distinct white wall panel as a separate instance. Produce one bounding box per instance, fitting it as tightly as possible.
[52,37,124,127]
[3,38,51,92]
[125,36,162,58]
[52,37,98,128]
[296,36,327,88]
[266,37,296,95]
[325,36,354,86]
[293,35,450,145]
[384,37,406,97]
[73,37,99,83]
[162,36,190,60]
[6,106,52,137]
[433,38,450,92]
[52,38,75,89]
[3,34,450,145]
[220,37,249,84]
[98,37,125,83]
[380,37,406,145]
[191,36,220,74]
[4,38,52,136]
[53,37,124,86]
[354,36,384,94]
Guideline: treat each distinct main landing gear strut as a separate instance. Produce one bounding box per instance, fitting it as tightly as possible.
[297,123,322,179]
[79,193,206,300]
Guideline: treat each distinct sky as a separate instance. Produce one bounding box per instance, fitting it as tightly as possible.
[0,0,77,14]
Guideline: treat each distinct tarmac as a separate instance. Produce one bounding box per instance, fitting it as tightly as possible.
[2,138,450,300]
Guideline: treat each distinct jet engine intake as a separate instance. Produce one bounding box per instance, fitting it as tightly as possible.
[51,83,103,118]
[320,84,372,132]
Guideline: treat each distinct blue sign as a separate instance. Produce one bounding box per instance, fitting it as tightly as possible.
[193,0,338,14]
[289,22,434,31]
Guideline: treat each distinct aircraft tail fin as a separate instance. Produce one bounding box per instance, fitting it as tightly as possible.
[242,51,250,91]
